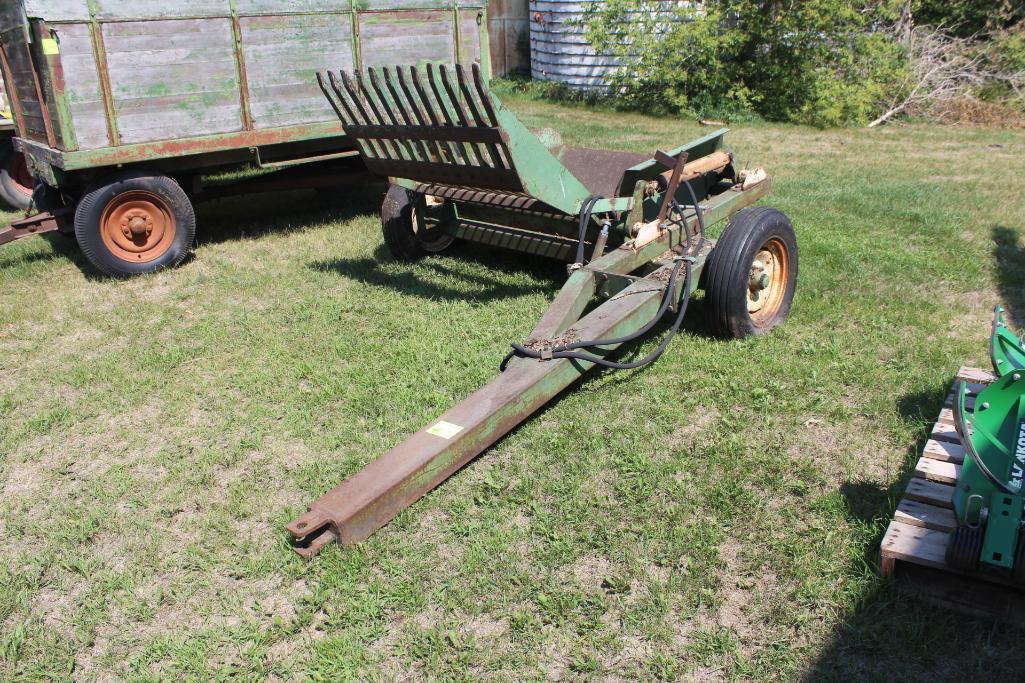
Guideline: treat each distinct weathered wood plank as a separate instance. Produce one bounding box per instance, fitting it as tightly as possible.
[24,0,90,21]
[360,11,455,69]
[923,438,965,464]
[894,499,957,532]
[52,23,108,149]
[240,13,353,129]
[92,0,228,20]
[459,10,483,65]
[958,367,995,384]
[880,520,949,571]
[914,456,959,484]
[103,19,242,144]
[931,419,959,443]
[236,0,351,13]
[904,477,954,509]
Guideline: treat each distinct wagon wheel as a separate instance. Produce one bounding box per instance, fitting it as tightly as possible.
[75,173,196,277]
[381,184,454,261]
[0,143,33,210]
[703,206,798,338]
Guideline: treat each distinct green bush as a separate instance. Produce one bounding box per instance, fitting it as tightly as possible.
[584,1,914,127]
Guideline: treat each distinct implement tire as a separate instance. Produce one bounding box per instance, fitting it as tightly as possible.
[703,206,797,338]
[75,172,195,277]
[0,143,33,210]
[381,184,453,261]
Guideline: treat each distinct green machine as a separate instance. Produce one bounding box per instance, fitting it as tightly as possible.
[948,305,1025,578]
[286,63,799,556]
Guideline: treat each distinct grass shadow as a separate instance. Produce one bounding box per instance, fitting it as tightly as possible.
[805,380,1025,680]
[195,184,386,247]
[993,225,1025,327]
[310,241,567,304]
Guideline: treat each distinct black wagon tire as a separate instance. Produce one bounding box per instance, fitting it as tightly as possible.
[703,206,797,338]
[74,172,196,277]
[0,143,33,210]
[381,184,454,261]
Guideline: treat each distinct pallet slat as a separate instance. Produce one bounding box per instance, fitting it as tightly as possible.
[914,456,960,484]
[894,499,957,532]
[904,478,954,508]
[930,420,958,443]
[881,520,949,571]
[923,439,965,464]
[957,367,996,384]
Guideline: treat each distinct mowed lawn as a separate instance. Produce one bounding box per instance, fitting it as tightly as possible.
[1,90,1024,681]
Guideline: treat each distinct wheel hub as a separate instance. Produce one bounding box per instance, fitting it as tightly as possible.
[747,239,789,322]
[99,190,176,263]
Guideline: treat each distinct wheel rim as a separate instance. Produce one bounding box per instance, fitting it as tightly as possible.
[412,205,453,253]
[747,237,789,325]
[99,190,176,263]
[8,152,32,197]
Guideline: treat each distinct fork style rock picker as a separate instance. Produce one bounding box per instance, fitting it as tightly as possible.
[947,306,1025,579]
[286,64,798,557]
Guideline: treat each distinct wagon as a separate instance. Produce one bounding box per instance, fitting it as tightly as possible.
[0,0,487,275]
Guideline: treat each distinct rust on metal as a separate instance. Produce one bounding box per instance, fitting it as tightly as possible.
[0,208,70,246]
[747,237,789,324]
[99,190,176,263]
[324,64,524,191]
[287,268,682,556]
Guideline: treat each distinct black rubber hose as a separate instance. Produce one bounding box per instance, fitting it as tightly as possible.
[500,183,706,372]
[574,195,603,266]
[682,179,705,244]
[501,258,693,371]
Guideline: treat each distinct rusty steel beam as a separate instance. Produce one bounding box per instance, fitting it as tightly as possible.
[286,249,705,557]
[0,208,70,246]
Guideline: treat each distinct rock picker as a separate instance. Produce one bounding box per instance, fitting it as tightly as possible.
[287,64,798,557]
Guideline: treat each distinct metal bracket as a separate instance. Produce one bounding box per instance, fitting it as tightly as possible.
[0,207,71,246]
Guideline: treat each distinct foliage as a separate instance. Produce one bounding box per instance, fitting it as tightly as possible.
[583,1,1025,127]
[914,0,1023,37]
[585,0,909,127]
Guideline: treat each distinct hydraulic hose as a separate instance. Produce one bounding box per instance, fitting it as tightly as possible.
[501,256,694,371]
[574,195,603,266]
[500,181,706,372]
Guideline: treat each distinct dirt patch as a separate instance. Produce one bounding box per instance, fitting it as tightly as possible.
[667,406,720,450]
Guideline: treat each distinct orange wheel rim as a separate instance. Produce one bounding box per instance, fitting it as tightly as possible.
[99,190,176,263]
[747,237,789,325]
[9,153,32,197]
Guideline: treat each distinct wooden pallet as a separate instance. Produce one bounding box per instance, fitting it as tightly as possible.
[880,366,1025,617]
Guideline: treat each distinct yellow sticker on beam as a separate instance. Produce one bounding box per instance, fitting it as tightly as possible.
[42,38,59,55]
[427,421,463,439]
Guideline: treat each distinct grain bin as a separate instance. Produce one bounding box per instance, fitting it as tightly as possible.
[529,1,621,91]
[529,1,687,92]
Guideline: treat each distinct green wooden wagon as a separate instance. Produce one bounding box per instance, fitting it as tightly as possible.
[0,0,488,275]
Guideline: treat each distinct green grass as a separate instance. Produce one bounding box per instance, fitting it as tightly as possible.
[1,92,1024,681]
